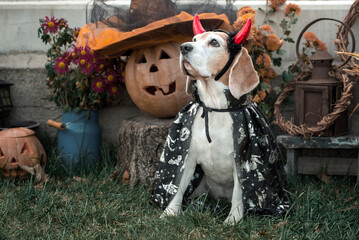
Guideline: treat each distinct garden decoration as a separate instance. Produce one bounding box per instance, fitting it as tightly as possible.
[125,42,191,118]
[274,18,355,138]
[0,128,48,185]
[76,0,232,118]
[335,0,359,116]
[38,16,124,167]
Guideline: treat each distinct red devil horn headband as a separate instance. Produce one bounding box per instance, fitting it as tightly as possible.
[193,14,252,45]
[193,14,206,35]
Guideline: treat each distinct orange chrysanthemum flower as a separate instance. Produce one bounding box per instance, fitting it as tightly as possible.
[315,39,328,51]
[284,3,301,16]
[303,32,318,42]
[251,94,261,103]
[269,0,287,10]
[264,34,283,51]
[238,13,256,25]
[256,53,272,68]
[251,89,267,103]
[259,25,274,34]
[259,67,277,79]
[258,89,267,101]
[237,6,256,17]
[302,32,328,51]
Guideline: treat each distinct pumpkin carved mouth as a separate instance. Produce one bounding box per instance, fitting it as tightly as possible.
[145,81,176,96]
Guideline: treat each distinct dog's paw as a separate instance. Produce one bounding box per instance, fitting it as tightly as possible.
[160,207,179,218]
[224,214,243,225]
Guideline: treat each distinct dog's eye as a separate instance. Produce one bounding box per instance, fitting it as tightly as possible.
[209,39,219,47]
[193,37,197,42]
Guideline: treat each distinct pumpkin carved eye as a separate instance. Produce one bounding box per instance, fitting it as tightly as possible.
[137,54,147,64]
[20,142,33,154]
[160,50,170,60]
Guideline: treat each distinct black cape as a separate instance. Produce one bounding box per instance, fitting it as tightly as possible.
[152,83,289,215]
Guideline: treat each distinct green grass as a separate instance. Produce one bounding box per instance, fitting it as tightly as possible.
[1,146,359,239]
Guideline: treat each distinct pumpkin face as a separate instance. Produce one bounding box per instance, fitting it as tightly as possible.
[0,128,46,178]
[125,42,192,118]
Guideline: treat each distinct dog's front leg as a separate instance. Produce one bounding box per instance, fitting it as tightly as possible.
[224,163,244,224]
[161,156,197,218]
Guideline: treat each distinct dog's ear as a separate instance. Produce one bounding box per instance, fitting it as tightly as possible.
[229,48,259,99]
[186,77,195,95]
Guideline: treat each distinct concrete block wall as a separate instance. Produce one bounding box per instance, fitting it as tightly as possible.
[0,0,358,145]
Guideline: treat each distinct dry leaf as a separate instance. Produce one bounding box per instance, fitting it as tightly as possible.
[73,176,88,182]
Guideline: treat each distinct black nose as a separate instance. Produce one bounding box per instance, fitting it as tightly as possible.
[180,43,193,55]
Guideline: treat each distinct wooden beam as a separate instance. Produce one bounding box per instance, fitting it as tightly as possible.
[298,157,357,176]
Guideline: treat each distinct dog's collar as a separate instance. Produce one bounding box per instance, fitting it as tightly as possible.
[193,86,250,143]
[212,30,243,81]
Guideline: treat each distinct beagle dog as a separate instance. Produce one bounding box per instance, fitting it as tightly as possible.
[152,15,289,224]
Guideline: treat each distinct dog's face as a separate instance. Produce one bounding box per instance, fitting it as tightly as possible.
[180,31,259,100]
[180,32,230,81]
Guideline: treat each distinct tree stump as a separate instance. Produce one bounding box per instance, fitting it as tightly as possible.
[117,116,173,186]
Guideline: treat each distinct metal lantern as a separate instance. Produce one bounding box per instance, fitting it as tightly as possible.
[294,51,347,136]
[0,80,13,122]
[293,18,355,136]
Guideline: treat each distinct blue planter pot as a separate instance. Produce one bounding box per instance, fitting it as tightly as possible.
[57,110,101,169]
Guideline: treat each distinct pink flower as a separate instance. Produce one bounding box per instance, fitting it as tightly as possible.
[81,62,96,75]
[73,27,81,37]
[62,51,72,65]
[95,59,107,73]
[107,84,120,96]
[116,61,126,83]
[41,16,59,34]
[92,78,105,93]
[53,56,69,74]
[58,18,69,29]
[77,46,93,60]
[104,70,116,84]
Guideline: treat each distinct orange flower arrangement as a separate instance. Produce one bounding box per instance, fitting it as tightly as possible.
[233,2,301,119]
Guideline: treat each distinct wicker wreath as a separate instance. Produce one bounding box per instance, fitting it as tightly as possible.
[274,6,358,138]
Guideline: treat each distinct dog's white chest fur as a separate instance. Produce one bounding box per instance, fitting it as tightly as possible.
[191,80,235,200]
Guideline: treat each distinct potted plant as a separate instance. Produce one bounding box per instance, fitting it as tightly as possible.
[38,16,124,168]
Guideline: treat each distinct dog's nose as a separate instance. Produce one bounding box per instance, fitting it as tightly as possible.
[180,43,193,55]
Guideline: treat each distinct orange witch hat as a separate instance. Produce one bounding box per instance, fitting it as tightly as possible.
[76,11,232,58]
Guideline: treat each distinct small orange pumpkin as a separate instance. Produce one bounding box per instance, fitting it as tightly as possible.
[0,127,47,178]
[125,42,192,118]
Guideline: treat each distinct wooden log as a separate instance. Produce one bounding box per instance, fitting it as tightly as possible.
[117,116,173,186]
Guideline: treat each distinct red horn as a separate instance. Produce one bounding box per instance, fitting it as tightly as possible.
[193,14,206,35]
[233,18,252,45]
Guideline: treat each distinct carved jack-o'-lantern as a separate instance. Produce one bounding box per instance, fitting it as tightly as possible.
[125,42,192,118]
[0,127,46,178]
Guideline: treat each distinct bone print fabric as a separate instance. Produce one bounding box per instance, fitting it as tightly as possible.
[152,85,289,215]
